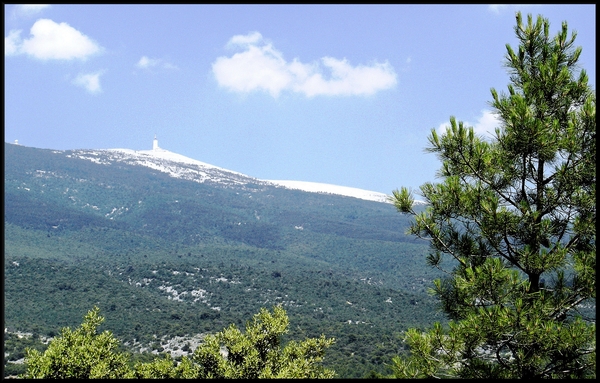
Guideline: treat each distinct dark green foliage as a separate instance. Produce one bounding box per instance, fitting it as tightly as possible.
[190,305,335,378]
[390,12,595,379]
[4,141,445,377]
[3,332,46,378]
[19,306,334,378]
[4,256,226,345]
[21,307,132,378]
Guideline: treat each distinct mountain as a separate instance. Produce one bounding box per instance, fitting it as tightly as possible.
[65,145,396,203]
[4,142,443,378]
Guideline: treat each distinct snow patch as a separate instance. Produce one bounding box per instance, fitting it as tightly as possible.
[267,180,391,203]
[64,146,428,204]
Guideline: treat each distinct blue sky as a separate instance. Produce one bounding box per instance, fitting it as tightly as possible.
[4,4,596,194]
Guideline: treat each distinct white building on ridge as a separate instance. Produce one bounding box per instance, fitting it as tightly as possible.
[153,134,159,150]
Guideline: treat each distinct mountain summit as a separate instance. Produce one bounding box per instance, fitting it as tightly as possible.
[66,145,394,203]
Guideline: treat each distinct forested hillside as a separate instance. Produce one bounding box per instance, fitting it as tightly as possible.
[4,142,447,378]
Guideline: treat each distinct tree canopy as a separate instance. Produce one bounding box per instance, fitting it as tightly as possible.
[21,305,336,379]
[390,11,595,379]
[22,306,132,379]
[190,305,336,378]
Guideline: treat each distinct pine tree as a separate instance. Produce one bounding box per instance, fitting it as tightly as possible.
[390,12,595,379]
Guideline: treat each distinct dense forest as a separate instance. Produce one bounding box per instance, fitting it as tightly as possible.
[4,142,447,378]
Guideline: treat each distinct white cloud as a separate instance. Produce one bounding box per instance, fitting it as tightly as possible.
[5,30,22,56]
[437,110,501,140]
[6,18,102,61]
[137,55,159,68]
[136,55,178,70]
[227,31,263,47]
[73,71,105,94]
[295,57,397,97]
[14,4,51,16]
[488,4,506,14]
[212,31,397,98]
[472,110,501,138]
[488,4,538,14]
[212,43,293,97]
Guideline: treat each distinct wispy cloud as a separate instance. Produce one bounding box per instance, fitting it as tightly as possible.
[212,32,397,98]
[73,71,105,94]
[136,55,178,70]
[227,31,262,47]
[488,4,507,14]
[488,4,538,14]
[437,110,501,140]
[13,4,51,17]
[5,30,22,56]
[5,18,102,60]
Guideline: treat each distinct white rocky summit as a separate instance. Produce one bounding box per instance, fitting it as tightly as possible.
[65,136,424,204]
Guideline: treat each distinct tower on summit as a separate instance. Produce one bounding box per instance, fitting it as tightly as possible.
[153,134,159,150]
